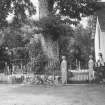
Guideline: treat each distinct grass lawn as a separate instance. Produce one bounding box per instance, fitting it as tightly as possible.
[0,84,105,105]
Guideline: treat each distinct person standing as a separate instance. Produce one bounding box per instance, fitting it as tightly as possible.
[61,56,67,84]
[88,55,94,82]
[97,53,105,81]
[98,53,104,66]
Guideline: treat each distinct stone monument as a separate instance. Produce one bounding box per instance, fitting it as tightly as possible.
[88,55,94,81]
[61,56,67,84]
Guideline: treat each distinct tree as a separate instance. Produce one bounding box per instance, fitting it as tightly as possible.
[28,39,46,74]
[0,0,101,43]
[0,0,101,72]
[0,46,10,72]
[63,25,93,69]
[38,15,74,41]
[0,28,30,68]
[0,0,102,30]
[38,1,98,47]
[3,29,25,48]
[46,0,100,24]
[0,0,36,28]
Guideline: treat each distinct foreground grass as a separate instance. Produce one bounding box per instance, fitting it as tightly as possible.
[0,84,105,105]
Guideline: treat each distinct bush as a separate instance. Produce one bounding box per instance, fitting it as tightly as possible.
[94,66,105,83]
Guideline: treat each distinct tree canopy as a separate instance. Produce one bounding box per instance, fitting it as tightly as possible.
[0,0,102,71]
[0,0,102,28]
[0,0,102,48]
[35,0,101,41]
[47,0,101,24]
[0,0,36,28]
[59,25,93,69]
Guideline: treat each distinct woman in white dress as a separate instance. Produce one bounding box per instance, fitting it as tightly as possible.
[61,56,67,84]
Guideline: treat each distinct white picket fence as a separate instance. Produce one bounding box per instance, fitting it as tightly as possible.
[0,70,90,84]
[68,69,89,81]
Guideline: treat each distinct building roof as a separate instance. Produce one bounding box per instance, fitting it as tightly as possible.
[91,2,105,39]
[96,2,105,31]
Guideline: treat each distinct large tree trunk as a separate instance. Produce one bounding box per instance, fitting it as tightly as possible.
[38,0,49,19]
[39,34,59,60]
[38,0,59,72]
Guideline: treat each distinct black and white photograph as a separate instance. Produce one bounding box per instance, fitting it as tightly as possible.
[0,0,105,105]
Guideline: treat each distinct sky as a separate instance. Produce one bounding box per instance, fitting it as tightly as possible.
[80,17,88,28]
[30,0,39,20]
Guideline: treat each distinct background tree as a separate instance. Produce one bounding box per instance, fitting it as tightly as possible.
[0,28,30,70]
[2,28,25,48]
[0,0,101,72]
[60,24,93,69]
[73,25,93,68]
[0,0,36,28]
[34,0,100,71]
[28,39,46,74]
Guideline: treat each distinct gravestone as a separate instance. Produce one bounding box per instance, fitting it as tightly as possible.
[88,55,94,81]
[61,56,67,84]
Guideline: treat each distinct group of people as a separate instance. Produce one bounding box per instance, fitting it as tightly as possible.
[60,53,105,84]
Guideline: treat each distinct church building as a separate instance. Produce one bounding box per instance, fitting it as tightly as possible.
[92,2,105,62]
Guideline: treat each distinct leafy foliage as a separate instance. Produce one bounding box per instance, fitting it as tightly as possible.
[0,28,29,67]
[0,0,100,28]
[3,30,25,48]
[57,0,99,17]
[0,0,36,28]
[28,39,47,74]
[73,25,93,68]
[94,66,105,83]
[0,46,11,72]
[0,0,101,72]
[38,15,74,41]
[36,0,101,42]
[60,25,93,69]
[46,0,100,24]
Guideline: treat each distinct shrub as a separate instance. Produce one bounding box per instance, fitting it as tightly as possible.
[94,66,105,83]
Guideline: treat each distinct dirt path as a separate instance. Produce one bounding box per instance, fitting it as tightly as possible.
[0,84,105,105]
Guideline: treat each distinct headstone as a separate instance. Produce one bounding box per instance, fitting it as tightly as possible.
[88,55,94,81]
[4,62,8,75]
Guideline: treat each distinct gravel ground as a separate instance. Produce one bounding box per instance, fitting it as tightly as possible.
[0,84,105,105]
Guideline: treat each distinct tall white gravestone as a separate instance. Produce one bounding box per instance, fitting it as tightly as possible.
[61,56,67,84]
